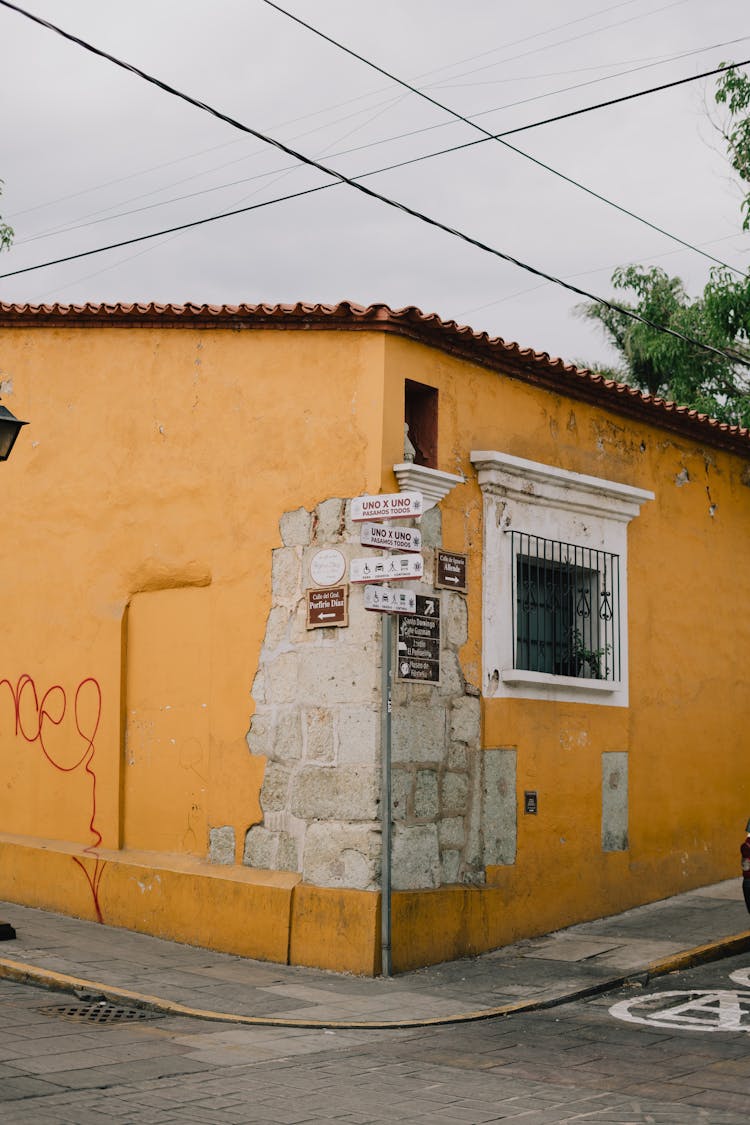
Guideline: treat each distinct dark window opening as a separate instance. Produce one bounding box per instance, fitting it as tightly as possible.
[404,380,438,469]
[511,532,620,681]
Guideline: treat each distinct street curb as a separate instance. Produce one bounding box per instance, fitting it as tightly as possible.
[1,931,749,1030]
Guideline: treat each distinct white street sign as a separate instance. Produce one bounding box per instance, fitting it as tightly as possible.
[351,492,422,522]
[360,523,422,552]
[350,554,424,583]
[364,586,417,614]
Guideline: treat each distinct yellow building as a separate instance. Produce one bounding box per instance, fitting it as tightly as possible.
[0,300,748,975]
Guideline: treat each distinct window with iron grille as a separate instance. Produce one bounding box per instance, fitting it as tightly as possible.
[511,533,620,682]
[472,449,653,707]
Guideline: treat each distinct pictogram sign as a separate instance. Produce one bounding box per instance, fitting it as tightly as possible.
[350,554,424,583]
[363,586,417,614]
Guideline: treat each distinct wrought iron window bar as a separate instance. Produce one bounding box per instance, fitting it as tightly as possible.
[509,531,621,682]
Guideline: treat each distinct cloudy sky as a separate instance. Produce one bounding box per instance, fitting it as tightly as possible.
[1,0,748,368]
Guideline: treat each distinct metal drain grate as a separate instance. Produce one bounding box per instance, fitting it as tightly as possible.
[38,1001,162,1024]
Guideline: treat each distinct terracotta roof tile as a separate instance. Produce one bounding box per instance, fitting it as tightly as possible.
[1,299,749,456]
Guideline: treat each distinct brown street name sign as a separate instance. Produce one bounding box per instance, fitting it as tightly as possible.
[435,549,468,593]
[306,585,349,629]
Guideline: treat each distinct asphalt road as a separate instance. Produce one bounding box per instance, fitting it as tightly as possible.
[2,953,750,1124]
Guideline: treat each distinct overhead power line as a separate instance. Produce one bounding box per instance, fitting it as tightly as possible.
[16,36,747,252]
[1,0,748,372]
[260,0,748,280]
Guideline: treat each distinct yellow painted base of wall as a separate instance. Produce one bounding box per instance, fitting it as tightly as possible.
[0,833,383,975]
[1,834,734,977]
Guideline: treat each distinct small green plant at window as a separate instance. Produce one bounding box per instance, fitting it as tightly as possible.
[568,627,611,679]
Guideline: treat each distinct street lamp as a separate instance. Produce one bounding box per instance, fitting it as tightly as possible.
[0,401,25,939]
[0,402,28,462]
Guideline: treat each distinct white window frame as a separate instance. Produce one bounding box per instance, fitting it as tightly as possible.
[471,450,654,708]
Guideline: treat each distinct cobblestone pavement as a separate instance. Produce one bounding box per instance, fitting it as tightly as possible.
[2,953,750,1123]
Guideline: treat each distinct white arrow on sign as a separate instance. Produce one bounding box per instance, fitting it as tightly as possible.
[350,555,423,583]
[351,491,422,522]
[360,522,422,553]
[364,586,417,614]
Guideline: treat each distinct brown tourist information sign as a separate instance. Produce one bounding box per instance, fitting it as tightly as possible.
[306,585,349,629]
[396,594,441,683]
[435,549,468,593]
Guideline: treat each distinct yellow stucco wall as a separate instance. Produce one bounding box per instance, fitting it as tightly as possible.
[382,334,750,968]
[2,319,749,974]
[0,325,388,966]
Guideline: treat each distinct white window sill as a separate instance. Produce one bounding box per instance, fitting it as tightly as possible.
[501,669,619,694]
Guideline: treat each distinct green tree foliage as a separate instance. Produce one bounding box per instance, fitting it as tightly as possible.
[0,180,12,253]
[715,64,750,229]
[578,65,750,427]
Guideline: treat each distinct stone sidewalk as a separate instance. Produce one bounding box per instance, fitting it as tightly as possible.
[1,880,749,1029]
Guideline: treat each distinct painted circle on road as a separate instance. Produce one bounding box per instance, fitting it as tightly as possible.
[610,989,750,1032]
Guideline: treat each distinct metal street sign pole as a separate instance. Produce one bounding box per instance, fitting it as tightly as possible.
[380,604,393,978]
[356,492,423,978]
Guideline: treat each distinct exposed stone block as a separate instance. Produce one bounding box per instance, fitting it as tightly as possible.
[290,764,379,821]
[391,768,412,821]
[392,824,440,890]
[297,645,379,705]
[444,593,468,647]
[304,707,335,763]
[438,652,464,697]
[391,702,446,764]
[441,771,469,816]
[259,761,292,812]
[276,831,299,871]
[274,709,303,760]
[414,769,439,819]
[602,751,629,852]
[438,816,465,849]
[441,849,461,884]
[420,506,442,548]
[482,748,517,866]
[243,825,277,868]
[447,742,468,771]
[265,651,299,704]
[280,507,313,547]
[251,668,266,705]
[302,822,380,890]
[263,605,292,652]
[271,547,302,600]
[337,705,379,765]
[450,696,480,745]
[208,826,235,865]
[315,498,345,542]
[247,711,272,757]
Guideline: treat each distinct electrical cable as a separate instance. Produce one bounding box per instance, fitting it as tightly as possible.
[260,0,748,279]
[11,42,750,276]
[0,0,747,372]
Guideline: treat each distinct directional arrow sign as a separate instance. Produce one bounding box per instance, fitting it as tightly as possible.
[435,550,468,593]
[363,586,417,614]
[360,522,422,552]
[306,585,349,629]
[350,554,423,583]
[351,491,422,522]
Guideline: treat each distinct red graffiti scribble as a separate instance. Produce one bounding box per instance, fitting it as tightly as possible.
[0,674,105,922]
